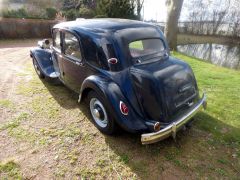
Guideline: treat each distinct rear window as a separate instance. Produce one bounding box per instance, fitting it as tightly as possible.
[129,39,165,58]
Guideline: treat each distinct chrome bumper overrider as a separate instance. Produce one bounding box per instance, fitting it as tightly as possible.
[141,93,207,145]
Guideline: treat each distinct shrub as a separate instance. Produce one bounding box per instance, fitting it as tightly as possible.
[1,8,51,19]
[62,9,79,20]
[45,7,58,19]
[55,12,66,21]
[2,8,28,18]
[96,0,137,19]
[94,14,108,18]
[79,7,95,18]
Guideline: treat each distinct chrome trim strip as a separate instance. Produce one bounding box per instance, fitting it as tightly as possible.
[141,93,207,145]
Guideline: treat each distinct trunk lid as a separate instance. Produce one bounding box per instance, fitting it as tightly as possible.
[130,56,199,123]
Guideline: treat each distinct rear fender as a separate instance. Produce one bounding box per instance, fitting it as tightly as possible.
[30,47,58,78]
[79,75,148,132]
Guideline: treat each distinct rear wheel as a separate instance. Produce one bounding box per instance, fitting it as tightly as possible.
[32,58,45,79]
[87,91,117,135]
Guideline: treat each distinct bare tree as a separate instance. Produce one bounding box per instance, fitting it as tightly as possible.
[181,0,240,37]
[164,0,184,50]
[62,0,82,10]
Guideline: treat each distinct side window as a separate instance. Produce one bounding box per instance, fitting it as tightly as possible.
[64,32,82,61]
[53,29,61,50]
[82,37,101,67]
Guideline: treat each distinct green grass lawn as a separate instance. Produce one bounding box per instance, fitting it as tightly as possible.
[173,51,240,144]
[0,48,239,179]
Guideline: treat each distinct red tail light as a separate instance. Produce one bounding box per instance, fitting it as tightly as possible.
[108,58,118,64]
[120,101,129,115]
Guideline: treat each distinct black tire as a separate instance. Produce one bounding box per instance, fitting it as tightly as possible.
[87,91,117,135]
[32,58,45,79]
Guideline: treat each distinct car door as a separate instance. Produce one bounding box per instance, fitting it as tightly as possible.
[61,30,86,92]
[52,28,64,80]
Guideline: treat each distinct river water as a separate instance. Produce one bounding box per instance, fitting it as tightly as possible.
[177,44,240,70]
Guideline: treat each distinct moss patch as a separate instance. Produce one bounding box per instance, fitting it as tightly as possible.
[0,160,22,179]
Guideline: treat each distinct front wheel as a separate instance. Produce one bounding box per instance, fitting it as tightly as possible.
[87,91,117,135]
[32,58,45,79]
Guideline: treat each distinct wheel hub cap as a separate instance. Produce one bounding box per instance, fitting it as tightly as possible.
[93,108,100,119]
[90,98,108,128]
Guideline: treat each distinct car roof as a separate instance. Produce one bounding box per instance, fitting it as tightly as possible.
[53,18,157,33]
[53,18,168,70]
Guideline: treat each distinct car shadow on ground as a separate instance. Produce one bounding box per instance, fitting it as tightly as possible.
[42,79,240,179]
[42,78,80,109]
[103,112,240,178]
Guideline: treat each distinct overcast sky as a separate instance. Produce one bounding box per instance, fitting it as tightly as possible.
[143,0,191,22]
[143,0,240,22]
[143,0,167,22]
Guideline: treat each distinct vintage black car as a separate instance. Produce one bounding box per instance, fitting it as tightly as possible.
[30,19,207,144]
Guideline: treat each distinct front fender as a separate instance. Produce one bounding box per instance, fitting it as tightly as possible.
[30,48,57,78]
[79,75,148,133]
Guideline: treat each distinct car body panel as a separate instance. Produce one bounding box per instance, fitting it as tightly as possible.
[79,75,148,132]
[130,56,199,123]
[30,48,57,78]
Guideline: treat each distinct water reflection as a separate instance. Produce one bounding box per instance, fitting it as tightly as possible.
[177,44,240,70]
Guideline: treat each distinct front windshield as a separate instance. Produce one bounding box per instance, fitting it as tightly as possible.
[129,39,165,60]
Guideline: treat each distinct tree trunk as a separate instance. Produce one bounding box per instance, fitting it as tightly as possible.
[136,0,144,20]
[164,0,184,50]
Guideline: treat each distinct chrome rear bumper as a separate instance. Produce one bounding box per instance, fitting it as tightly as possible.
[141,93,207,145]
